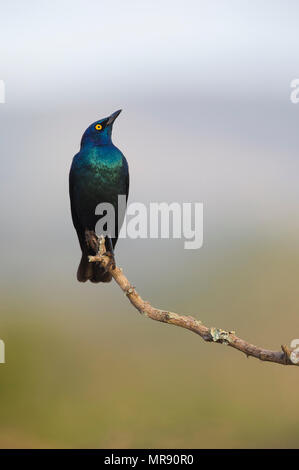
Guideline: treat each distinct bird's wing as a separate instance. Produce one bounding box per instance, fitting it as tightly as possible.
[69,165,85,251]
[125,171,129,202]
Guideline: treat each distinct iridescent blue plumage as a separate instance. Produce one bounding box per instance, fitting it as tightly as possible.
[69,110,129,283]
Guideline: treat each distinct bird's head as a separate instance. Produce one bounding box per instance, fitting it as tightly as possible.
[80,109,122,147]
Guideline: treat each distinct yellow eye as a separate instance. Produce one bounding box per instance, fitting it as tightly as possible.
[95,124,102,131]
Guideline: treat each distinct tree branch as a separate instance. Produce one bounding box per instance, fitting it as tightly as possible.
[89,237,299,368]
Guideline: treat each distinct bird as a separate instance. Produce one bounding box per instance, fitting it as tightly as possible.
[69,110,129,283]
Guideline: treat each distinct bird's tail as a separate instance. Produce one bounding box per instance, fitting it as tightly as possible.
[77,252,112,283]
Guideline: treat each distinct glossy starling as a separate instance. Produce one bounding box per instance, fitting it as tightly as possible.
[69,110,129,282]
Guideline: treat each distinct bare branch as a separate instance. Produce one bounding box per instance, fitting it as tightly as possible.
[89,237,299,368]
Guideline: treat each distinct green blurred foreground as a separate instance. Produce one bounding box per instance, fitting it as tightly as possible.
[0,238,298,448]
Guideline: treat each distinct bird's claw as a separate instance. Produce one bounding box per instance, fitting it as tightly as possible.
[104,251,116,270]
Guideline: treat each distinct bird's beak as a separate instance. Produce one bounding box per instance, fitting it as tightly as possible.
[107,109,122,125]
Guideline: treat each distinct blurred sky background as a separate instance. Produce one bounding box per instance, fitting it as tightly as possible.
[0,0,299,448]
